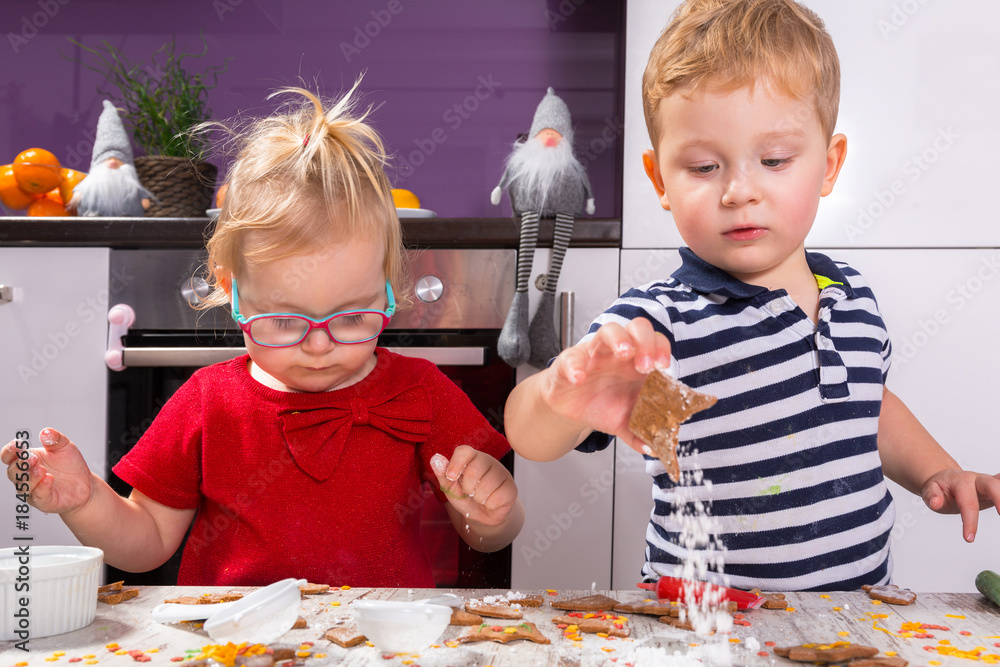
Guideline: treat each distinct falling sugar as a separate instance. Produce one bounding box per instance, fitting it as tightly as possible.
[669,450,733,662]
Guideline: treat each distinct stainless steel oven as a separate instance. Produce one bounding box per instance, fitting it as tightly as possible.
[105,247,516,588]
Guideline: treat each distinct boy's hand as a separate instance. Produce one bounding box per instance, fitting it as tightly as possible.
[1,428,95,516]
[543,317,672,453]
[431,447,517,527]
[921,469,1000,542]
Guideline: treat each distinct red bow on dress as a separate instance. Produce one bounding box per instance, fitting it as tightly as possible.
[277,383,432,481]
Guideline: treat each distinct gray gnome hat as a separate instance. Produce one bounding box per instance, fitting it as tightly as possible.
[528,87,573,142]
[91,100,134,166]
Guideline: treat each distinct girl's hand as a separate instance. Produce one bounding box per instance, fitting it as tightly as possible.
[543,317,672,452]
[1,428,95,516]
[432,447,517,527]
[921,469,1000,542]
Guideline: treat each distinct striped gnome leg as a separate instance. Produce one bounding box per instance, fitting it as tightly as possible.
[527,211,574,369]
[498,210,540,367]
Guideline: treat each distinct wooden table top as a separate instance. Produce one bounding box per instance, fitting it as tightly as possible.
[5,587,999,667]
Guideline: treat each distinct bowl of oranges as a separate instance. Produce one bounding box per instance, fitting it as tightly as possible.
[0,148,87,216]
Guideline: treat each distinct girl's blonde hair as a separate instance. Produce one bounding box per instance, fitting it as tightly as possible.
[642,0,840,147]
[200,81,404,309]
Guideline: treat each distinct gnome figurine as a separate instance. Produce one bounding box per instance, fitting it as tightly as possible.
[491,87,594,368]
[69,100,153,217]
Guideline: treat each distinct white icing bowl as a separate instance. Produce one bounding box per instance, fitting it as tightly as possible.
[0,546,103,641]
[352,599,452,653]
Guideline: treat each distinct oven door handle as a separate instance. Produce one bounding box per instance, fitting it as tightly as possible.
[114,346,489,368]
[106,304,490,370]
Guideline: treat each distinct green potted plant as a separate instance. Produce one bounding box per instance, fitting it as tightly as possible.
[69,36,227,217]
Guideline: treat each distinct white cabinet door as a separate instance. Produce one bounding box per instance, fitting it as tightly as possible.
[511,247,619,590]
[833,249,1000,593]
[624,1,1000,249]
[0,247,109,548]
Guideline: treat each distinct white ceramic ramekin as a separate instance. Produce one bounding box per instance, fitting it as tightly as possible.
[0,546,103,641]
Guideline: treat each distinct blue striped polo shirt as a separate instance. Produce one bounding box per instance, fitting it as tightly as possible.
[579,247,896,592]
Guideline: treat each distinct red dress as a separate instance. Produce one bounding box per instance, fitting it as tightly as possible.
[113,350,510,587]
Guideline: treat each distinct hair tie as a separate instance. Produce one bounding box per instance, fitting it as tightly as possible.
[302,133,310,147]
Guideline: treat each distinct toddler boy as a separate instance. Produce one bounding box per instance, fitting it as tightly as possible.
[505,0,1000,591]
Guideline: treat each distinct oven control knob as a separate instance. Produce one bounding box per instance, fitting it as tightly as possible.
[181,276,211,307]
[415,275,444,303]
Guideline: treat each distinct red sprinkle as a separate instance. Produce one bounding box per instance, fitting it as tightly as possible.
[170,658,184,662]
[924,646,936,652]
[557,623,568,629]
[734,619,752,627]
[300,642,314,647]
[734,613,745,620]
[765,641,777,647]
[381,654,395,660]
[960,631,972,636]
[491,625,503,632]
[758,652,771,657]
[68,659,82,663]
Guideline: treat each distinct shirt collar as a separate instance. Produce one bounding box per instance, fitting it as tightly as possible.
[671,247,855,299]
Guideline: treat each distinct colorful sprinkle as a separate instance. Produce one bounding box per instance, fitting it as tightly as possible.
[340,585,351,590]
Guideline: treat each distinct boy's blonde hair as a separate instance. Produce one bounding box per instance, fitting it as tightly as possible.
[642,0,840,146]
[201,82,404,309]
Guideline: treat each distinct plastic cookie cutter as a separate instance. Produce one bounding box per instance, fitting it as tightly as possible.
[151,577,307,644]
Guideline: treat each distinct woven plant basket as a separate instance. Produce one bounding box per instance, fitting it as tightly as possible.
[134,155,218,218]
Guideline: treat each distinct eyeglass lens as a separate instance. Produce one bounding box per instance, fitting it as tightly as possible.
[249,312,386,346]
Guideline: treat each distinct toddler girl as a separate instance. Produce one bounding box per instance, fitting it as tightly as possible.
[2,85,523,587]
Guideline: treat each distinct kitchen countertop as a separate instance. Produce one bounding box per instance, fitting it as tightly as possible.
[0,217,622,249]
[6,587,999,666]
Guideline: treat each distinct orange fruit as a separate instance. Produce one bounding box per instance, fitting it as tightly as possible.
[215,182,228,209]
[0,164,36,210]
[12,148,63,194]
[391,188,420,209]
[27,196,69,217]
[58,168,87,204]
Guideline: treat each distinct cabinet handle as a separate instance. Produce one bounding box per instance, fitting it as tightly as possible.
[0,285,13,305]
[559,291,575,350]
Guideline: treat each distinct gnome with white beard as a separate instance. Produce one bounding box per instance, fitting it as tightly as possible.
[491,87,594,368]
[70,100,153,217]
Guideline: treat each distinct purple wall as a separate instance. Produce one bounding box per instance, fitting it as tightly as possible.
[2,0,623,219]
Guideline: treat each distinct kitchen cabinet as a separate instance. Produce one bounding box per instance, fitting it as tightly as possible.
[511,247,620,591]
[614,248,1000,593]
[623,0,1000,249]
[0,247,109,548]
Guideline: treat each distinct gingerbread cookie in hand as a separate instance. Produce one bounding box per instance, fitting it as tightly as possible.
[628,370,717,482]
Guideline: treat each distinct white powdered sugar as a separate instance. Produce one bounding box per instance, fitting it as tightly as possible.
[672,456,733,660]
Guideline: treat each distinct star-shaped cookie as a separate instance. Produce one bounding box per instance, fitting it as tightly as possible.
[628,370,717,482]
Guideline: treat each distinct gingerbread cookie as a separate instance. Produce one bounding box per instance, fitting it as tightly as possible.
[450,608,484,626]
[506,592,545,607]
[299,582,330,596]
[751,589,789,610]
[659,615,695,631]
[551,594,620,612]
[98,585,139,605]
[552,614,630,638]
[614,601,680,616]
[466,598,523,619]
[324,623,367,648]
[459,621,551,645]
[862,584,917,605]
[774,642,880,663]
[628,370,717,482]
[849,658,908,667]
